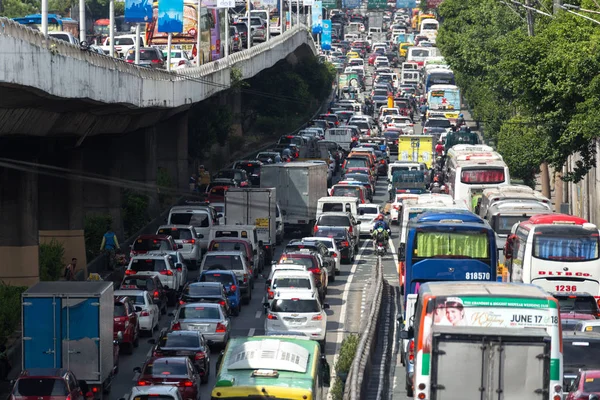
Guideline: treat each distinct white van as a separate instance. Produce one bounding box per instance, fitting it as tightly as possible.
[406,46,440,65]
[401,70,420,86]
[317,196,360,219]
[402,62,419,72]
[324,127,354,150]
[167,206,214,251]
[345,33,359,41]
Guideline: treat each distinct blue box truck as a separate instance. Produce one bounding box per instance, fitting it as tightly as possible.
[21,281,116,398]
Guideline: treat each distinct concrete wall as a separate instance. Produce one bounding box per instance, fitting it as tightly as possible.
[0,19,317,110]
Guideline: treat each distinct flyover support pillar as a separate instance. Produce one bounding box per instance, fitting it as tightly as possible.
[0,164,39,286]
[157,113,190,192]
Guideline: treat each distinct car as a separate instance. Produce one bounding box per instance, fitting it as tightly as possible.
[121,386,184,400]
[268,269,320,301]
[552,292,600,318]
[125,47,165,69]
[133,357,201,398]
[162,49,193,69]
[314,212,360,252]
[130,234,181,258]
[342,174,375,201]
[114,289,159,335]
[562,332,600,392]
[357,204,383,236]
[562,313,596,332]
[286,239,336,281]
[208,238,257,278]
[163,250,188,290]
[170,303,231,348]
[179,282,232,316]
[120,274,168,315]
[302,236,342,276]
[126,253,181,305]
[255,151,282,164]
[232,160,263,186]
[565,369,600,400]
[10,368,88,400]
[231,22,249,47]
[200,251,253,304]
[156,225,202,269]
[278,252,328,302]
[575,320,600,334]
[198,270,242,316]
[149,329,211,383]
[264,290,330,351]
[114,296,140,354]
[265,263,308,299]
[314,226,355,264]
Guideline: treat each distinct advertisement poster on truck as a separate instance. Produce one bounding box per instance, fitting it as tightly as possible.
[338,73,359,90]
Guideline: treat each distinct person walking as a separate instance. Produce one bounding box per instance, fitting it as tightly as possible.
[198,165,211,193]
[64,258,77,281]
[189,173,197,192]
[100,227,120,270]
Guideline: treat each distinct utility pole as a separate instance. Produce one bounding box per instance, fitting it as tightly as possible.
[525,0,534,36]
[553,0,562,15]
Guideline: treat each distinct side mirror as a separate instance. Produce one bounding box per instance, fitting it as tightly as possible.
[217,213,223,218]
[398,243,406,261]
[133,367,142,373]
[323,303,330,309]
[258,240,264,247]
[263,302,270,309]
[266,279,272,286]
[356,221,361,224]
[321,356,331,386]
[397,315,404,325]
[197,233,204,238]
[135,306,143,312]
[117,331,124,341]
[148,338,156,344]
[215,350,225,372]
[176,263,183,271]
[399,327,414,339]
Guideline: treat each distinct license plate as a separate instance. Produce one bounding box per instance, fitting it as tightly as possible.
[190,325,208,332]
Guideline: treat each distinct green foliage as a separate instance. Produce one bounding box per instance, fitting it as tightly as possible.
[0,283,27,346]
[437,0,600,183]
[188,101,234,160]
[84,214,112,261]
[122,190,149,239]
[231,67,249,89]
[157,167,174,209]
[330,334,360,400]
[39,239,65,281]
[0,0,38,17]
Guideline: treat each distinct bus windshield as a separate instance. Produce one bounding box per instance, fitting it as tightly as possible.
[533,227,599,261]
[427,72,455,87]
[493,215,528,235]
[428,89,460,110]
[415,231,489,259]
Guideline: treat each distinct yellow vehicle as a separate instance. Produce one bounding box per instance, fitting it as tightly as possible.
[417,13,436,29]
[398,135,434,169]
[399,42,412,58]
[346,51,360,59]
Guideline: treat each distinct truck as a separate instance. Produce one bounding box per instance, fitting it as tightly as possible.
[398,135,434,169]
[224,188,277,263]
[367,11,384,31]
[429,326,550,400]
[22,281,117,398]
[260,162,328,236]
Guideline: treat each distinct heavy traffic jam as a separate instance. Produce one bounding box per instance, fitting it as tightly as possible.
[7,5,600,400]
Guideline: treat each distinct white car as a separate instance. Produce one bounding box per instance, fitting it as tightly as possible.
[124,386,183,400]
[357,204,382,236]
[114,289,159,334]
[163,49,193,69]
[390,193,420,224]
[126,254,180,305]
[264,290,330,351]
[156,225,202,269]
[374,56,390,68]
[302,236,341,275]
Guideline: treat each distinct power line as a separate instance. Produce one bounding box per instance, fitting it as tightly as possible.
[560,4,600,24]
[510,0,554,17]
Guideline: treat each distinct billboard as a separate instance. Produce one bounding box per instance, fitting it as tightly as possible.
[396,0,416,7]
[158,0,184,32]
[322,0,336,8]
[311,0,322,34]
[321,19,331,50]
[125,0,153,23]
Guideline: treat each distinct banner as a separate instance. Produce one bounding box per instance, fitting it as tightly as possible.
[342,0,360,8]
[321,19,331,50]
[311,1,322,34]
[125,0,153,23]
[396,0,416,7]
[322,0,336,8]
[158,0,184,32]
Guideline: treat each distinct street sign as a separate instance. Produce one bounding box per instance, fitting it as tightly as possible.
[396,0,416,7]
[343,0,361,8]
[367,0,387,10]
[322,0,337,8]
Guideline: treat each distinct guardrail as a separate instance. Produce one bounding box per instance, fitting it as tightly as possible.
[344,255,384,400]
[0,17,316,83]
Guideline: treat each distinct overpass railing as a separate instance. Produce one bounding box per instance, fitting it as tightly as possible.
[0,17,316,82]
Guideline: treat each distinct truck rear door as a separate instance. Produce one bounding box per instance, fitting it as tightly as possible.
[23,297,62,369]
[62,297,101,382]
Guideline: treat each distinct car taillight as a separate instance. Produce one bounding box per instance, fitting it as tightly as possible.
[137,380,151,386]
[216,323,227,332]
[183,239,196,244]
[141,311,150,316]
[160,270,173,276]
[342,241,349,247]
[409,340,415,362]
[335,121,339,126]
[348,226,353,233]
[125,270,135,275]
[178,60,186,66]
[126,59,134,63]
[312,314,323,320]
[393,205,400,210]
[172,322,181,331]
[243,273,248,283]
[332,252,338,258]
[219,300,226,306]
[380,159,385,164]
[367,129,371,135]
[309,267,321,275]
[153,291,159,298]
[151,59,162,63]
[267,313,278,320]
[267,289,275,299]
[230,285,237,292]
[314,225,319,233]
[180,380,194,387]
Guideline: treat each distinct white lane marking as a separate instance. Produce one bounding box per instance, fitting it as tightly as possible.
[146,347,153,358]
[261,296,265,304]
[248,328,255,337]
[255,311,262,319]
[328,240,370,400]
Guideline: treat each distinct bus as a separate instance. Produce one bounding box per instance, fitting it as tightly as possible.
[212,335,331,400]
[424,70,456,94]
[445,145,510,209]
[504,214,600,296]
[400,210,498,304]
[13,14,79,36]
[426,84,460,122]
[406,281,563,400]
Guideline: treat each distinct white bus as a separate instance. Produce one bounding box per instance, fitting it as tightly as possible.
[504,213,600,296]
[445,145,510,208]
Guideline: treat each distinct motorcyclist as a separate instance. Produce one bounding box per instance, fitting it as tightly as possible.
[371,225,390,252]
[435,140,444,156]
[456,113,465,127]
[431,182,441,193]
[373,214,390,233]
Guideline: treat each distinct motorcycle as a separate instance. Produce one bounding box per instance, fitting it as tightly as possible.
[375,240,387,256]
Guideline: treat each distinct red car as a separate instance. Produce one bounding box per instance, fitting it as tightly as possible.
[10,368,90,400]
[113,296,140,354]
[130,234,180,258]
[566,370,600,400]
[368,53,378,65]
[134,356,202,399]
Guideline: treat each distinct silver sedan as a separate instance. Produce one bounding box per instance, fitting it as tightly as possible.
[169,303,230,349]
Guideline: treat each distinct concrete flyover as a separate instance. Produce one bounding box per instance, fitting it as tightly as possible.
[0,18,318,136]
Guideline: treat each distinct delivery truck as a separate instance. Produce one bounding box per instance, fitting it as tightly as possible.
[260,162,328,236]
[429,326,550,400]
[224,188,277,263]
[22,282,117,398]
[398,135,434,169]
